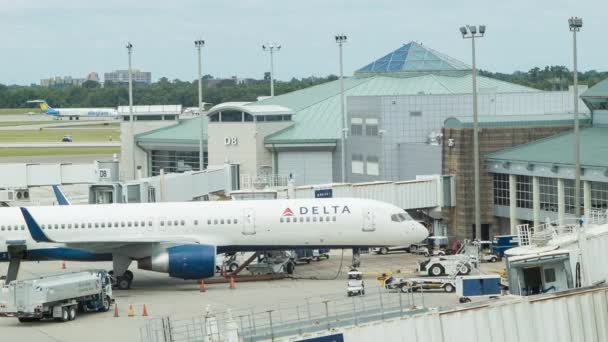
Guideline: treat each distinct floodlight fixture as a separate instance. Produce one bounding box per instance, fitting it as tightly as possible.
[479,25,486,34]
[459,26,467,36]
[569,17,582,31]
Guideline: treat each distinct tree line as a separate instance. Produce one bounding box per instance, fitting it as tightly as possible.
[479,66,608,91]
[0,75,338,109]
[0,66,606,109]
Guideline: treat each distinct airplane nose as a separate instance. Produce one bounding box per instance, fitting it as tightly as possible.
[416,224,429,242]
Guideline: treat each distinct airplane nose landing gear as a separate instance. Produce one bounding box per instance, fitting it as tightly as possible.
[351,248,361,268]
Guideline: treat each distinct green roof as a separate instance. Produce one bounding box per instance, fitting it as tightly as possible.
[263,74,539,144]
[581,78,608,98]
[486,127,608,168]
[136,117,207,145]
[445,113,591,129]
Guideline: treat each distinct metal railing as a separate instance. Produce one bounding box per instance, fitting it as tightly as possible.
[517,209,608,248]
[141,288,428,342]
[240,174,289,190]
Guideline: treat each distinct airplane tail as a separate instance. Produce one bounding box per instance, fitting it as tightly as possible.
[52,185,71,205]
[27,100,58,116]
[39,101,57,115]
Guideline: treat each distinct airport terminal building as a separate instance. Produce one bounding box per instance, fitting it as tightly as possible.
[441,78,608,241]
[121,41,585,190]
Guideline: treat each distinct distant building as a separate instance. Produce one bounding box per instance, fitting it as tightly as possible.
[87,72,100,82]
[40,75,86,87]
[204,76,257,88]
[104,70,152,85]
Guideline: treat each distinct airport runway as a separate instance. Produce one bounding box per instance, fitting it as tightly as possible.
[0,142,120,148]
[0,120,118,130]
[0,252,505,342]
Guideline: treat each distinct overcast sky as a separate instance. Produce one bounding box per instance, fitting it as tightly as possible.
[1,0,606,85]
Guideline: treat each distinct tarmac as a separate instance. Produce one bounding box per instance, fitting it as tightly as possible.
[0,251,506,342]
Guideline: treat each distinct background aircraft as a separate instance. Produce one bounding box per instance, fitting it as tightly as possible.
[27,100,118,120]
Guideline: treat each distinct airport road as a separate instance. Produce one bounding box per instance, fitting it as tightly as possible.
[0,251,506,342]
[0,142,120,148]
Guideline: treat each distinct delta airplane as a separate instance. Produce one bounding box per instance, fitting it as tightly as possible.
[0,198,427,288]
[27,100,118,120]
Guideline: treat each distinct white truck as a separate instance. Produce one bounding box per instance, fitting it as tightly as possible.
[0,270,113,323]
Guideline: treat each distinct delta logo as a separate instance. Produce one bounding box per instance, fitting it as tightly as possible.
[282,208,294,217]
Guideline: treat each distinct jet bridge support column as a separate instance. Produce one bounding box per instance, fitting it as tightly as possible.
[5,243,27,284]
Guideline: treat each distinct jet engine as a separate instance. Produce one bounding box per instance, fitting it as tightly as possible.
[137,244,216,279]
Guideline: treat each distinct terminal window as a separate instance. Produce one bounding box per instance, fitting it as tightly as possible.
[516,175,533,209]
[365,118,379,136]
[351,118,363,136]
[352,154,364,174]
[590,181,608,210]
[366,156,379,176]
[493,173,510,206]
[539,177,558,212]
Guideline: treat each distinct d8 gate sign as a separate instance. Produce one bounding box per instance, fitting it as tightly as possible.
[224,137,238,145]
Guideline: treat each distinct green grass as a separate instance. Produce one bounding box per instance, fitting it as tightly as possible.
[0,108,38,115]
[0,121,55,127]
[0,128,120,143]
[0,147,120,157]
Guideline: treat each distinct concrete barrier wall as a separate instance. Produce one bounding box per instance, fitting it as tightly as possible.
[287,286,608,342]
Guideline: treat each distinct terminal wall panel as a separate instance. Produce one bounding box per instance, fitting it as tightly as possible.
[397,144,441,180]
[27,164,61,186]
[278,151,332,186]
[0,164,28,188]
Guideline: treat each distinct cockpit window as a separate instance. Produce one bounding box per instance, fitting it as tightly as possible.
[391,212,412,222]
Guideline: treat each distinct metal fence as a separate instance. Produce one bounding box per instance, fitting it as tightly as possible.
[141,287,428,342]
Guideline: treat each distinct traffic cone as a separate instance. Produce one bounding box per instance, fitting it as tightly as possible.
[229,276,235,289]
[61,261,66,270]
[114,304,119,318]
[142,304,148,317]
[199,280,207,292]
[128,304,134,317]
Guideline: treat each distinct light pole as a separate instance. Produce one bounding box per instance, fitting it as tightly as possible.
[569,17,582,218]
[262,43,281,97]
[195,39,205,170]
[335,34,347,183]
[126,42,135,180]
[460,25,486,240]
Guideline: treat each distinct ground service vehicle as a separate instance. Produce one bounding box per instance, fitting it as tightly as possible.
[417,256,473,276]
[0,270,113,323]
[347,269,365,296]
[371,245,410,255]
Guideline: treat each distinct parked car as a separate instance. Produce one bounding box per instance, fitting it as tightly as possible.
[61,135,73,142]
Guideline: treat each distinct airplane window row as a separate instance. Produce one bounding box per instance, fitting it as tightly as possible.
[280,216,337,223]
[0,225,25,231]
[207,219,238,225]
[40,221,154,230]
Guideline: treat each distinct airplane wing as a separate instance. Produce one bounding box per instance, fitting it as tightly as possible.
[19,207,224,251]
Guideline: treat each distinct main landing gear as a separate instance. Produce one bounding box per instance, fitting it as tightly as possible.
[109,270,134,290]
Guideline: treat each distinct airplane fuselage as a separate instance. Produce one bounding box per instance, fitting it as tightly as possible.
[0,198,427,261]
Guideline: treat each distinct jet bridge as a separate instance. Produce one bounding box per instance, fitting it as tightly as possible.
[88,164,239,204]
[0,160,119,206]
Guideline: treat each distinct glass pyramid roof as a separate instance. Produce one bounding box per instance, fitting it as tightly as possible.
[356,41,470,74]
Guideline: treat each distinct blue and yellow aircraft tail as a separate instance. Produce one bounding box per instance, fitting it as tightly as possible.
[26,100,59,116]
